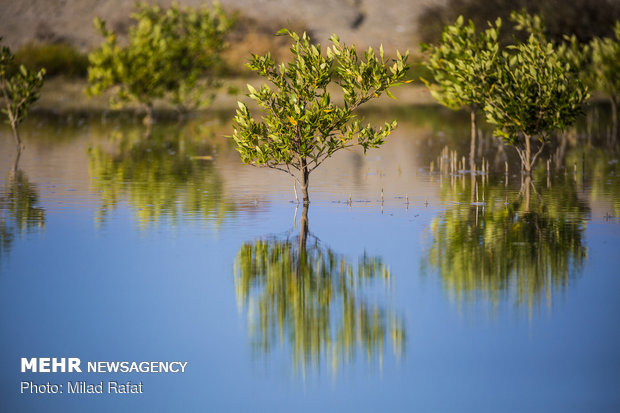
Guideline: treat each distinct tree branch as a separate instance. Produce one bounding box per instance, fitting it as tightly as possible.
[263,164,300,183]
[530,139,546,168]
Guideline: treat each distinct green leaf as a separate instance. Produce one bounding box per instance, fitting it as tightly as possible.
[229,29,403,202]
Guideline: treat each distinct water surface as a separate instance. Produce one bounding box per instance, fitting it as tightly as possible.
[1,108,619,412]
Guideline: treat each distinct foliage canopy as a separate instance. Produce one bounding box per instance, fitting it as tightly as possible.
[14,42,88,78]
[589,21,620,142]
[87,2,234,122]
[231,29,410,204]
[421,16,501,112]
[417,0,620,46]
[484,12,589,173]
[421,15,501,167]
[1,38,45,147]
[589,22,620,100]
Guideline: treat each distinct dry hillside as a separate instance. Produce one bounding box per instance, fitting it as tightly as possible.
[0,0,443,54]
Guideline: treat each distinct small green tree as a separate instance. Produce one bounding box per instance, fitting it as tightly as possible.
[0,39,45,149]
[87,2,234,124]
[589,21,620,143]
[232,30,409,204]
[421,16,501,169]
[484,12,588,174]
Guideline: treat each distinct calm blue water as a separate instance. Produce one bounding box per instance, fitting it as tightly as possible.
[1,112,619,412]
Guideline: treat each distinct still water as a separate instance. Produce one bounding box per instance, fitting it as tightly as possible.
[1,107,619,412]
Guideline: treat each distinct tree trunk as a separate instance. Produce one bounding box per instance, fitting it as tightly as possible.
[4,99,22,149]
[143,102,155,138]
[611,95,618,146]
[144,102,155,124]
[9,118,21,148]
[469,107,477,170]
[1,80,22,149]
[295,203,309,278]
[523,175,532,213]
[12,146,22,175]
[300,157,310,205]
[299,203,308,253]
[523,133,532,175]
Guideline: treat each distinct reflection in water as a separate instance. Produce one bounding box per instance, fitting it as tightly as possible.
[426,174,588,312]
[88,123,234,228]
[0,151,45,261]
[234,206,405,375]
[566,147,620,217]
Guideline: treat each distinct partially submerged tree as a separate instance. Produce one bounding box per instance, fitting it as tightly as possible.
[87,2,234,124]
[232,30,410,204]
[421,16,501,169]
[589,21,620,144]
[484,12,588,174]
[0,39,45,149]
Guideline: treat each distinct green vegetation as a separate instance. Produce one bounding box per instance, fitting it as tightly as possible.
[417,0,620,45]
[589,22,620,143]
[1,38,45,148]
[422,12,588,174]
[87,2,235,124]
[421,16,501,169]
[14,42,88,78]
[232,29,410,204]
[484,12,588,174]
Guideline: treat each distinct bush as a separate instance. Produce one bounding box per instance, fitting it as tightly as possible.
[14,42,88,78]
[232,29,410,204]
[417,0,620,45]
[87,2,235,123]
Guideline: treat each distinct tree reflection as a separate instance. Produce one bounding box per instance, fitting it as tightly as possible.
[426,174,588,312]
[234,206,405,375]
[566,147,620,217]
[88,123,234,228]
[0,151,45,261]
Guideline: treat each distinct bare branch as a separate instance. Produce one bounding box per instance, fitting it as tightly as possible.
[530,139,546,168]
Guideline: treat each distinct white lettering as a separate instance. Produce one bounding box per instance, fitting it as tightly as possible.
[68,357,82,372]
[82,360,188,373]
[20,381,60,393]
[21,358,37,373]
[51,358,65,372]
[179,361,188,372]
[21,357,81,373]
[39,358,50,373]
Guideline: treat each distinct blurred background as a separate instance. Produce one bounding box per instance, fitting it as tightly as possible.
[2,0,618,80]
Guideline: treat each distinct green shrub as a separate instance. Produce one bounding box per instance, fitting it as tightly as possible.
[14,42,88,78]
[232,29,410,204]
[1,38,46,147]
[417,0,620,45]
[87,2,235,123]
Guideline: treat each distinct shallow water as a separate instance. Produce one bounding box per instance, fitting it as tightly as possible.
[1,108,619,412]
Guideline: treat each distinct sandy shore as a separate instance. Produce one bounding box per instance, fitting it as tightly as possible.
[33,76,436,116]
